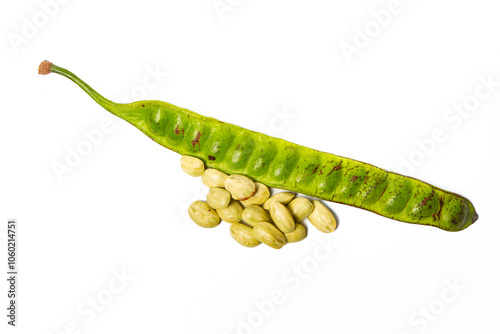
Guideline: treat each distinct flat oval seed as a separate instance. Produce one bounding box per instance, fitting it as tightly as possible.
[188,201,220,228]
[270,202,295,233]
[287,198,314,222]
[201,169,228,188]
[240,183,270,207]
[225,174,256,200]
[308,200,337,233]
[242,205,272,227]
[263,192,296,210]
[180,156,204,177]
[252,222,287,249]
[216,200,243,223]
[206,188,231,209]
[285,223,307,243]
[230,223,261,247]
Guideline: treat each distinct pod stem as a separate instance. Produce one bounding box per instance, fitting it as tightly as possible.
[38,60,121,112]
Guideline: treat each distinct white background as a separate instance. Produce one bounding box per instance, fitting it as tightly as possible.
[1,1,500,333]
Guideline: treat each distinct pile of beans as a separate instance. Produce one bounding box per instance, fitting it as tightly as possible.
[181,156,337,249]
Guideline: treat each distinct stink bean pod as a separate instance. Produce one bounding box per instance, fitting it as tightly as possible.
[39,61,478,232]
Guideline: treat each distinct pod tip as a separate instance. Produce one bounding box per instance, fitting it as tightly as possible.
[38,60,53,75]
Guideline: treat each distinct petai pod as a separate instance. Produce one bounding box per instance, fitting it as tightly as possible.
[39,61,478,232]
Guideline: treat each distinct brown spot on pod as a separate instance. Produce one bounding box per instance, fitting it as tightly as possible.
[174,125,184,135]
[191,131,201,147]
[327,162,342,176]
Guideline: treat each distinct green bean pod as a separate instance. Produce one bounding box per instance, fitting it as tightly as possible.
[39,61,478,231]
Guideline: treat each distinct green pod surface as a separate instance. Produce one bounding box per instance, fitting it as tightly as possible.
[39,61,478,231]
